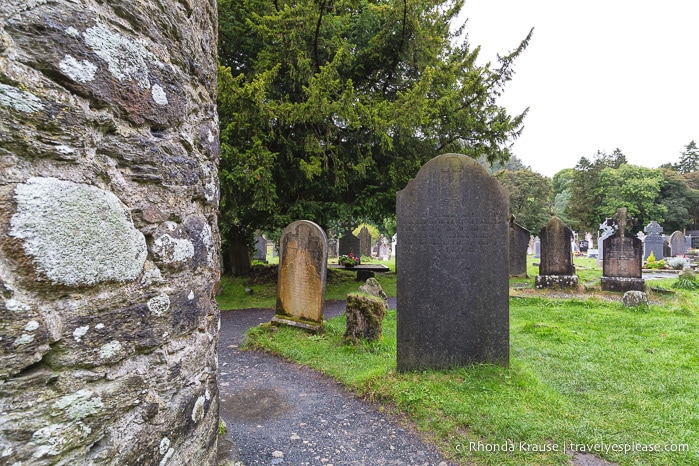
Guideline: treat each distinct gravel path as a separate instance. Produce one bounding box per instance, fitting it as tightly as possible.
[217,299,455,466]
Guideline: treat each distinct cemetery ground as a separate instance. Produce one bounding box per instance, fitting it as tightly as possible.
[217,257,699,466]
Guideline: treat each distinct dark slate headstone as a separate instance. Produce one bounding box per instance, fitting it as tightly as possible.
[254,235,267,262]
[643,221,664,260]
[338,232,360,257]
[358,226,372,258]
[669,230,689,256]
[273,220,328,331]
[601,208,644,292]
[509,216,530,277]
[396,153,509,371]
[535,216,578,288]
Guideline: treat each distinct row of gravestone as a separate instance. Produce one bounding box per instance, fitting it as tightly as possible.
[253,228,397,262]
[268,153,657,374]
[271,154,509,372]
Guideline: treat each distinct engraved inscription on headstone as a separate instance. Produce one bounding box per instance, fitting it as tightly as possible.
[396,153,509,371]
[274,220,328,330]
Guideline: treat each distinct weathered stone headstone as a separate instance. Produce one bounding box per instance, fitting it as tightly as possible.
[535,216,578,288]
[377,234,390,260]
[601,208,644,292]
[338,232,360,257]
[344,278,388,343]
[643,221,664,260]
[273,220,328,331]
[0,2,222,464]
[669,230,689,256]
[534,236,541,258]
[391,234,397,258]
[396,153,509,371]
[327,235,339,258]
[358,226,372,258]
[254,235,267,262]
[509,216,530,277]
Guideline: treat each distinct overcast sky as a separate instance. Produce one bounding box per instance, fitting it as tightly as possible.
[456,1,699,177]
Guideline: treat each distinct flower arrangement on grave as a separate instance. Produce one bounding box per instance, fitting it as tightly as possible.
[339,252,360,267]
[643,251,666,270]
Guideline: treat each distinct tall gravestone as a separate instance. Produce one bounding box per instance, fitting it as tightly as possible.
[0,2,222,464]
[339,232,361,257]
[396,153,509,371]
[535,216,578,288]
[602,208,644,292]
[273,220,328,331]
[534,237,541,258]
[643,221,664,260]
[669,230,689,256]
[509,216,530,277]
[358,226,372,257]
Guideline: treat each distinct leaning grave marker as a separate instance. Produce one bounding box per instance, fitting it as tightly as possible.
[273,220,328,331]
[396,153,510,371]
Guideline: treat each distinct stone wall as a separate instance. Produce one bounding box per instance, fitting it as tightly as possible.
[0,0,221,464]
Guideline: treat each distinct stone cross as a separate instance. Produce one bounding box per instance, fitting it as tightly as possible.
[644,221,663,237]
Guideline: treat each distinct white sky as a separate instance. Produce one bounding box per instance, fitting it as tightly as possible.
[456,1,699,177]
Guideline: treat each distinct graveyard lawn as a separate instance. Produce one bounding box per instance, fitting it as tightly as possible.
[217,260,396,310]
[244,277,699,466]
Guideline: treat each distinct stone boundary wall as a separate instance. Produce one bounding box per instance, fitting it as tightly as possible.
[0,1,221,464]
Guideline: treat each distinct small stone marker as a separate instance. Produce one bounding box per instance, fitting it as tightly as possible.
[358,226,372,257]
[535,216,578,288]
[344,278,388,343]
[623,290,649,308]
[601,208,644,292]
[338,232,360,257]
[396,153,509,371]
[669,230,689,257]
[273,220,328,331]
[643,221,664,260]
[509,215,530,277]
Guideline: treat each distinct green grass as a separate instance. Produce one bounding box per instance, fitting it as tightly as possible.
[216,258,396,310]
[238,257,699,466]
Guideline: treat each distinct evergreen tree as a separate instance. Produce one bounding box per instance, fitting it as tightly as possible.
[217,0,531,273]
[675,140,699,174]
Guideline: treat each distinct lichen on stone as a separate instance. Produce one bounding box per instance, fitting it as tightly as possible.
[82,23,161,89]
[10,177,147,286]
[0,83,44,113]
[148,293,170,316]
[59,55,97,83]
